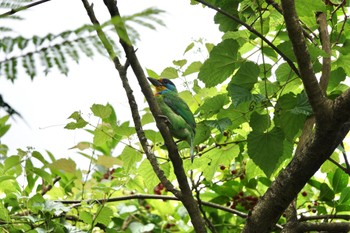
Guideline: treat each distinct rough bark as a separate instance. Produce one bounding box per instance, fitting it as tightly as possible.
[101,1,207,232]
[242,0,350,232]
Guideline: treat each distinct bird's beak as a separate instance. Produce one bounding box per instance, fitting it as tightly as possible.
[147,77,163,87]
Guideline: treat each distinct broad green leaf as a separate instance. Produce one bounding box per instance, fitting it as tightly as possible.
[146,68,159,78]
[230,62,259,90]
[204,118,232,133]
[184,42,195,54]
[214,0,239,32]
[32,168,53,184]
[319,183,335,201]
[95,206,113,226]
[0,115,10,125]
[64,111,88,129]
[227,84,265,108]
[141,112,154,125]
[247,127,284,177]
[197,94,229,118]
[91,104,112,119]
[250,112,270,132]
[334,53,350,77]
[4,156,20,172]
[276,63,297,84]
[193,122,211,145]
[0,175,15,184]
[295,0,326,16]
[183,61,202,76]
[32,151,48,165]
[327,68,346,92]
[0,202,10,222]
[331,168,348,194]
[118,146,142,172]
[291,92,312,115]
[160,67,178,78]
[173,59,187,67]
[96,155,122,168]
[198,39,239,87]
[144,129,162,143]
[48,158,76,173]
[93,123,115,146]
[138,159,160,192]
[339,187,350,204]
[80,211,93,224]
[0,124,10,138]
[275,111,306,141]
[195,144,239,181]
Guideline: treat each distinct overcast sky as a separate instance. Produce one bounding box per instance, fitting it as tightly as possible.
[0,0,221,161]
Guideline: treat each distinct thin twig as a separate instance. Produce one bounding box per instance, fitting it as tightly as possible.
[0,0,53,18]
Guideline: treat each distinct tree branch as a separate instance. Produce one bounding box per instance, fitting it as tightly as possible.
[80,0,179,197]
[298,222,350,232]
[317,12,331,94]
[194,0,300,77]
[102,0,207,231]
[281,0,331,122]
[0,0,53,18]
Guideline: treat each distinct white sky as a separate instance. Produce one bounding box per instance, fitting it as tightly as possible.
[0,0,221,161]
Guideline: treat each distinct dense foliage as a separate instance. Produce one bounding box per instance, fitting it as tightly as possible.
[1,0,350,232]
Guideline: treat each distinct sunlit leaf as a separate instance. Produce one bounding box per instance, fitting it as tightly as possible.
[247,127,284,177]
[198,39,239,87]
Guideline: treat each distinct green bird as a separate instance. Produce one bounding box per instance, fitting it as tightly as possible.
[148,77,196,161]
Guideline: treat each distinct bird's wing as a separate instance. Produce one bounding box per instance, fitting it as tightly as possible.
[162,92,196,132]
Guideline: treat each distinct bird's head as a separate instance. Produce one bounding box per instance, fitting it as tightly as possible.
[148,77,177,95]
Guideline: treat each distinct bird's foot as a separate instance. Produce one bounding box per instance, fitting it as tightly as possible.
[158,115,172,126]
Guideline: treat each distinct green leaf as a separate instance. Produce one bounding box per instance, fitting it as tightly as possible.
[146,68,159,78]
[193,122,211,145]
[230,62,259,90]
[183,42,195,54]
[198,39,239,87]
[331,168,348,194]
[339,187,350,204]
[93,123,114,146]
[0,124,10,138]
[32,168,53,184]
[183,61,202,76]
[290,92,312,115]
[64,111,88,129]
[276,62,297,84]
[48,158,76,173]
[0,175,15,184]
[80,211,93,224]
[160,67,178,78]
[91,104,112,119]
[138,159,160,192]
[319,183,335,201]
[96,155,121,168]
[95,206,113,226]
[32,151,48,165]
[197,94,229,118]
[118,146,142,172]
[247,127,284,177]
[250,112,270,132]
[214,0,239,32]
[195,144,240,180]
[227,84,265,108]
[295,0,326,16]
[275,111,306,141]
[173,59,187,67]
[4,156,20,172]
[204,118,232,133]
